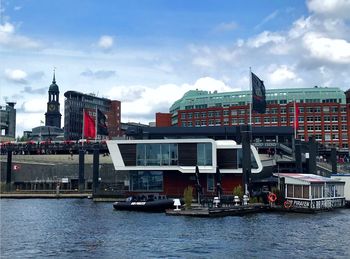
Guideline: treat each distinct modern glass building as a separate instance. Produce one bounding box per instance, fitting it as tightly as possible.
[169,87,350,149]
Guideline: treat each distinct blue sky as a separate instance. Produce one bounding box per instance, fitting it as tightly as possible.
[1,0,350,137]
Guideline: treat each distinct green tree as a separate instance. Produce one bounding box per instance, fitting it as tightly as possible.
[232,185,243,197]
[183,186,193,209]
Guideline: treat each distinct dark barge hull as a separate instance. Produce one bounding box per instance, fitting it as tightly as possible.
[113,200,174,212]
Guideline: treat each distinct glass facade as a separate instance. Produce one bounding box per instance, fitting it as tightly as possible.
[136,142,213,166]
[137,143,178,166]
[130,171,163,191]
[197,143,212,166]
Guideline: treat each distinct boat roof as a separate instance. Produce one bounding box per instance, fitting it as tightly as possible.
[274,173,345,184]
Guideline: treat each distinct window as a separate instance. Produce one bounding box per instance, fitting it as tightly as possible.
[197,143,212,166]
[207,174,215,192]
[130,171,163,191]
[137,143,178,166]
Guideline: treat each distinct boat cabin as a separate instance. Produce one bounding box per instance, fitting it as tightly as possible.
[107,138,263,197]
[275,173,346,209]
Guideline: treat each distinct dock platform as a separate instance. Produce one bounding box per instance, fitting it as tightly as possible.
[166,204,269,217]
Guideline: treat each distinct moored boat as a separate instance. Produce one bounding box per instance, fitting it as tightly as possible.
[113,193,174,212]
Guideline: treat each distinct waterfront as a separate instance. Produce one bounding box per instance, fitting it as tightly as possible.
[1,199,350,258]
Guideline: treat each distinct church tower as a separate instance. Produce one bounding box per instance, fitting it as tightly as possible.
[45,70,62,128]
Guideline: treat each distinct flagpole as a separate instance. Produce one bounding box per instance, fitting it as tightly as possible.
[95,106,98,142]
[294,100,297,139]
[82,108,85,139]
[249,67,252,127]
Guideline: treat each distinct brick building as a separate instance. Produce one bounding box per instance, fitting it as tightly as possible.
[168,87,350,149]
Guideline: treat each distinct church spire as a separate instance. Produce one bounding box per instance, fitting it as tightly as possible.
[52,67,56,84]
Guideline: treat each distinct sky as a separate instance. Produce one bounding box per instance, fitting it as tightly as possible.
[1,0,350,137]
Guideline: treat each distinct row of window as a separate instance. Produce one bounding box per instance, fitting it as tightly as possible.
[181,107,348,119]
[181,116,349,126]
[136,143,213,166]
[299,125,348,131]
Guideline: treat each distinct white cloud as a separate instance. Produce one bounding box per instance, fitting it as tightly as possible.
[98,35,114,50]
[21,98,47,113]
[107,77,237,122]
[4,68,28,83]
[16,112,46,135]
[303,33,350,64]
[0,22,42,49]
[307,0,350,19]
[247,31,285,48]
[269,65,302,85]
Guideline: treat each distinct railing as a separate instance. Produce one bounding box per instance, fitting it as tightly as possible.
[285,197,345,209]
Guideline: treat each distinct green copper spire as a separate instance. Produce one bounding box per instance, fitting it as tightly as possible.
[52,67,56,84]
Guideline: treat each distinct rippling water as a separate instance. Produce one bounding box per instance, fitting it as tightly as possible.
[1,199,350,258]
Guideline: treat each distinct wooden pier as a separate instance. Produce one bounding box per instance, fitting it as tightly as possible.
[166,204,269,217]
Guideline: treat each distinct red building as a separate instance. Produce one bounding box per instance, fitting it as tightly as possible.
[169,87,350,150]
[155,112,172,127]
[106,100,121,138]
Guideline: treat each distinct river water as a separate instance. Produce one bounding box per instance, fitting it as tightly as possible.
[1,199,349,258]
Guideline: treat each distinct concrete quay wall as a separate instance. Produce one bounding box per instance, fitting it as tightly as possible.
[0,154,124,192]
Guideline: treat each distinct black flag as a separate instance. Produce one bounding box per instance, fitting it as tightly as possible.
[251,72,266,114]
[97,109,108,136]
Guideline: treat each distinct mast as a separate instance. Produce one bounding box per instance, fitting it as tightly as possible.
[249,67,252,127]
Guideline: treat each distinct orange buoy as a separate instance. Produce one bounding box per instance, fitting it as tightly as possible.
[284,200,292,209]
[268,193,277,203]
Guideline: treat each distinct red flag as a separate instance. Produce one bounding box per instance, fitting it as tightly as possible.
[294,102,299,129]
[84,111,96,139]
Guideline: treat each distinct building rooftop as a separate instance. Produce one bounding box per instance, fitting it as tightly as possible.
[170,87,346,112]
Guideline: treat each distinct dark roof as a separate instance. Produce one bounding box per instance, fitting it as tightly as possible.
[127,126,294,140]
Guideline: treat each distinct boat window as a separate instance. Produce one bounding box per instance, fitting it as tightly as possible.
[197,143,212,166]
[136,143,178,166]
[130,171,163,191]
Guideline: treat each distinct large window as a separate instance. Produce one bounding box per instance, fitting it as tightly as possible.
[137,143,178,166]
[197,143,212,166]
[130,171,163,191]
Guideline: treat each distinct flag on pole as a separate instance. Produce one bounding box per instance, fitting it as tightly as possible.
[294,102,299,129]
[83,110,96,139]
[251,72,266,114]
[97,109,108,136]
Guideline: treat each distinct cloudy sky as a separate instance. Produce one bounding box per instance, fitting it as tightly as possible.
[1,0,350,137]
